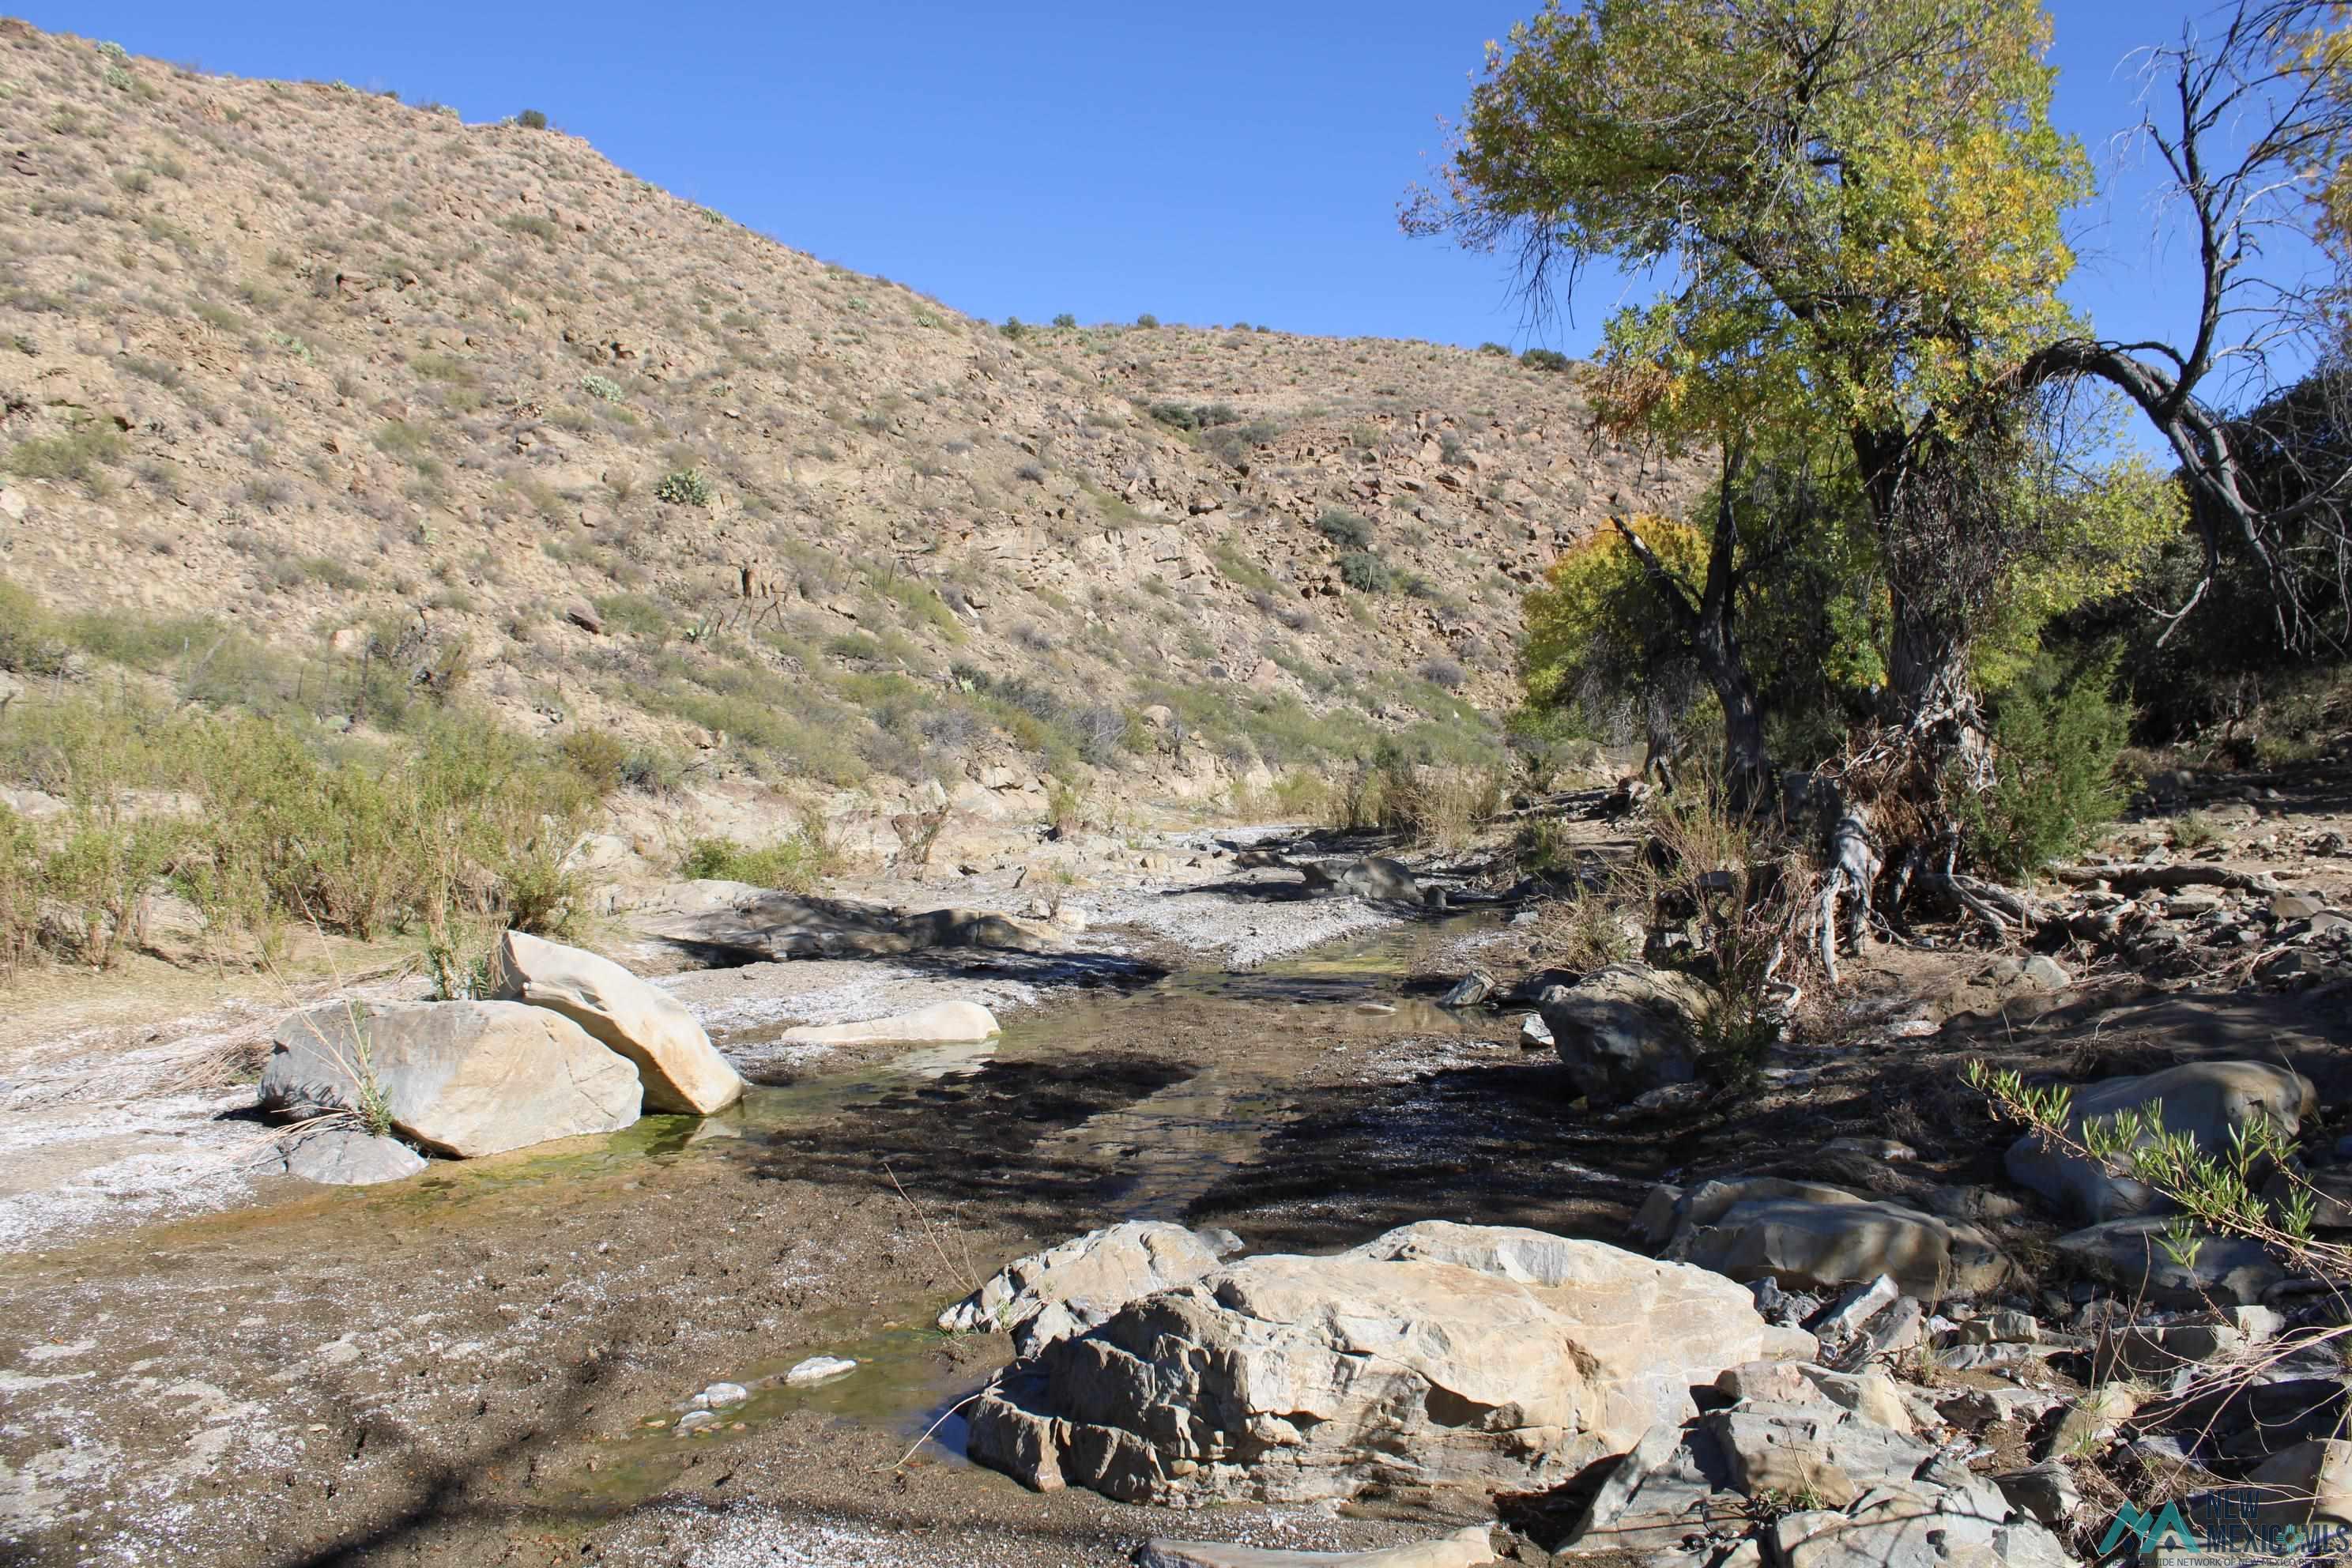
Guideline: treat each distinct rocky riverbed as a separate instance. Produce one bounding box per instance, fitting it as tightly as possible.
[1,771,2350,1568]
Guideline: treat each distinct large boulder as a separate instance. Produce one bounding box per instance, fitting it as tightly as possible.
[940,1220,1226,1355]
[1539,963,1711,1106]
[261,1001,642,1159]
[1660,1178,2011,1300]
[782,1001,1001,1047]
[967,1222,1790,1504]
[489,930,744,1114]
[2004,1061,2315,1225]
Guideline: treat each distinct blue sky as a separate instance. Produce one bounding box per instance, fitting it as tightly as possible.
[17,1,2322,379]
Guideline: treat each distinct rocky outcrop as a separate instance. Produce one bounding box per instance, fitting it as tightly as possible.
[2004,1061,2315,1225]
[1538,963,1712,1106]
[782,1001,1002,1047]
[939,1220,1226,1355]
[966,1222,1789,1504]
[1658,1178,2011,1299]
[261,1001,642,1158]
[490,930,744,1114]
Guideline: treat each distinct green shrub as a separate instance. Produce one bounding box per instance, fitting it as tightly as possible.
[6,426,125,491]
[516,107,548,130]
[1958,652,2132,880]
[677,831,839,891]
[1338,551,1394,593]
[654,468,714,507]
[1316,508,1373,550]
[1519,347,1571,372]
[579,373,624,402]
[554,728,631,793]
[1134,313,1160,329]
[1051,312,1077,328]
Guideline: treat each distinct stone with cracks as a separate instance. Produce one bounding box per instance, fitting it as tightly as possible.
[490,930,744,1114]
[939,1221,1227,1355]
[261,1001,641,1158]
[966,1221,1789,1504]
[1538,963,1712,1106]
[782,1001,1002,1046]
[1661,1179,2011,1300]
[2003,1061,2315,1225]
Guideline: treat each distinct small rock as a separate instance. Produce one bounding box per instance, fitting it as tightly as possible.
[1517,1013,1553,1050]
[784,1355,857,1386]
[1996,1460,2082,1527]
[675,1409,718,1432]
[565,601,605,635]
[699,1381,749,1408]
[0,487,26,522]
[1821,1136,1917,1163]
[281,1125,427,1185]
[1439,969,1496,1007]
[1810,1274,1900,1340]
[2020,955,2071,990]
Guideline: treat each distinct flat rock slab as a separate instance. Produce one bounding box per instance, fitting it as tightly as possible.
[1136,1526,1496,1568]
[491,929,744,1114]
[262,1000,642,1159]
[782,1001,1001,1046]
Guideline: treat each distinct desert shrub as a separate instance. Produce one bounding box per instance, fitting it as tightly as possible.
[6,426,124,491]
[554,728,631,793]
[1316,508,1374,550]
[1045,778,1087,835]
[654,468,714,506]
[677,830,838,891]
[516,107,548,129]
[1420,656,1468,690]
[1338,551,1394,593]
[1477,341,1510,356]
[1052,312,1077,328]
[1072,705,1129,766]
[1518,347,1571,372]
[1134,313,1159,329]
[579,374,624,402]
[1957,651,2131,880]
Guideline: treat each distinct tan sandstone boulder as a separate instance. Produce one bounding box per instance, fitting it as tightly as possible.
[967,1221,1788,1505]
[490,929,744,1114]
[261,1000,641,1158]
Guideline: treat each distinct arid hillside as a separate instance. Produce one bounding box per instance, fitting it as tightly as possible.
[0,19,1700,825]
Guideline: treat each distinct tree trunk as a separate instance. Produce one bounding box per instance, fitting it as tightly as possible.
[1694,624,1773,805]
[1885,596,1992,790]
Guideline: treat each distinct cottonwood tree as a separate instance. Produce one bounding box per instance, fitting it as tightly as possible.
[1411,0,2352,768]
[1408,0,2091,784]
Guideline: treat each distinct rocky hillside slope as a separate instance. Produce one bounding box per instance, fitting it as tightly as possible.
[0,21,1702,826]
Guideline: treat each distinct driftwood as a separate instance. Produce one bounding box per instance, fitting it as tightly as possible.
[1919,871,2048,941]
[1815,805,1880,987]
[2046,862,2282,896]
